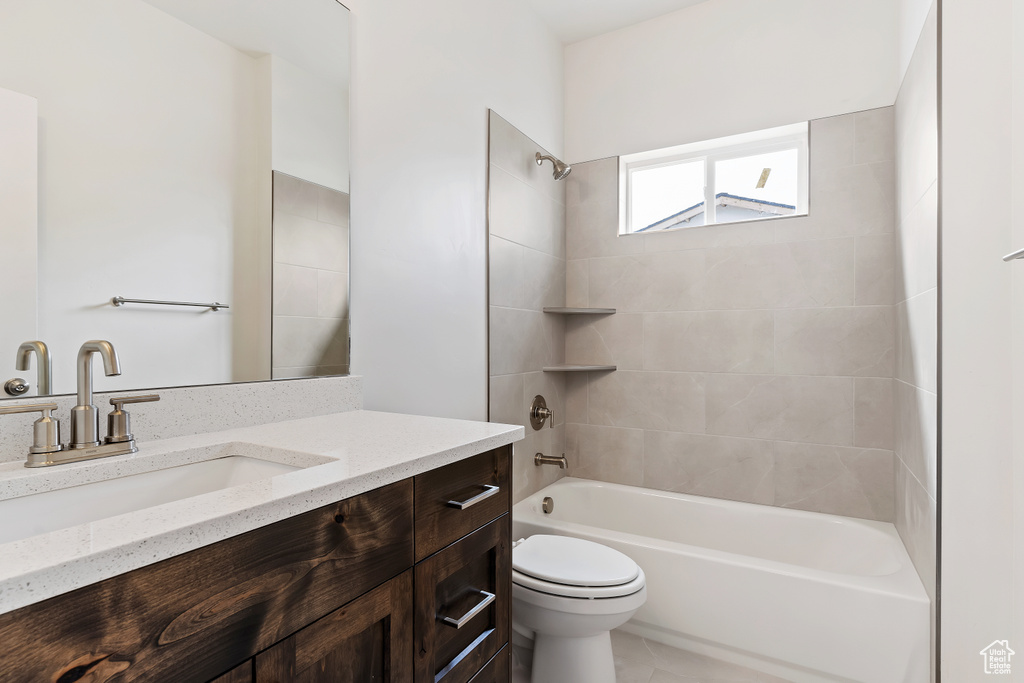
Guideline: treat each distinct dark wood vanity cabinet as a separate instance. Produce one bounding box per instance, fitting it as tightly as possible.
[0,445,512,683]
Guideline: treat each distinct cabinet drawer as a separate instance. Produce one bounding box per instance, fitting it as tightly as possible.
[468,646,510,683]
[414,515,511,683]
[414,446,511,561]
[0,480,414,683]
[255,570,413,682]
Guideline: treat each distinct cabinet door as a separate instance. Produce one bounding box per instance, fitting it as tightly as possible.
[415,516,510,683]
[255,570,413,683]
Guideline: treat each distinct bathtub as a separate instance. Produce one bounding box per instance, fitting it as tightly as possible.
[512,478,929,683]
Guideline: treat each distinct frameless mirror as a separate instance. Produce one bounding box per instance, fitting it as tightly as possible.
[0,0,350,398]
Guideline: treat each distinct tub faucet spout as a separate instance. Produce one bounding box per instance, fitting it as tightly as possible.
[535,453,568,469]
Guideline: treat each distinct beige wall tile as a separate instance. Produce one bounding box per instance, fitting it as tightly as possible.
[589,251,706,312]
[273,263,318,317]
[489,111,566,206]
[644,310,773,373]
[565,156,617,209]
[810,113,856,172]
[775,161,895,242]
[489,373,524,426]
[854,106,896,165]
[706,374,855,445]
[274,212,349,271]
[774,306,894,377]
[642,219,776,252]
[855,233,896,305]
[566,422,644,486]
[316,270,349,319]
[566,313,643,370]
[490,164,565,258]
[895,183,938,302]
[566,259,589,307]
[489,236,525,309]
[564,372,589,424]
[566,193,638,260]
[273,171,318,219]
[854,377,895,450]
[895,461,937,599]
[272,316,347,368]
[895,379,938,498]
[588,371,705,433]
[643,431,774,504]
[895,288,938,393]
[704,239,855,310]
[489,306,564,375]
[316,187,350,227]
[523,247,566,310]
[774,442,894,521]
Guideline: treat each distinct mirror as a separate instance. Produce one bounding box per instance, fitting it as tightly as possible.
[0,0,350,398]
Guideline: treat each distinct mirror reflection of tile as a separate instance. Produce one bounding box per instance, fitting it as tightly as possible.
[271,171,350,379]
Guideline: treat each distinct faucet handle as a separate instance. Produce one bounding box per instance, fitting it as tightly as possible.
[106,394,160,444]
[0,402,63,455]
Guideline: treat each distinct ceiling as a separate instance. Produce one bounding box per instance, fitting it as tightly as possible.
[141,0,350,87]
[525,0,713,44]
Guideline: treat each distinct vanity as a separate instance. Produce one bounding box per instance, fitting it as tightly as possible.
[0,399,521,683]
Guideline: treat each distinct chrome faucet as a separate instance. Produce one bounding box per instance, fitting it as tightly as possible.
[0,340,160,467]
[70,340,122,449]
[15,341,52,396]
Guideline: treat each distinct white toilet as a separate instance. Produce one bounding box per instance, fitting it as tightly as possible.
[511,534,647,683]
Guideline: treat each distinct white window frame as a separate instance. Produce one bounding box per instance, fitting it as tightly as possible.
[619,123,809,235]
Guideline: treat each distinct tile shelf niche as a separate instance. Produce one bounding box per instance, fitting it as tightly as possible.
[542,307,616,315]
[542,308,617,373]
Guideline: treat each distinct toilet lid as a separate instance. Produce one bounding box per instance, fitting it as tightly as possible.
[512,535,640,587]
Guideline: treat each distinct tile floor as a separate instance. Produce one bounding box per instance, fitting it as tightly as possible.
[512,629,796,683]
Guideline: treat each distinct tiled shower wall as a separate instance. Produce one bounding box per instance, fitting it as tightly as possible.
[894,2,938,604]
[487,112,569,504]
[271,172,350,379]
[563,107,898,522]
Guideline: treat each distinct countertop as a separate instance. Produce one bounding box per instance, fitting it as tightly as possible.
[0,409,523,615]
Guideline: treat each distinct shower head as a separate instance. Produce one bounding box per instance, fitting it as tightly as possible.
[536,152,571,181]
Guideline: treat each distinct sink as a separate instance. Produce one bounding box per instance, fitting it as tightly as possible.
[0,456,299,546]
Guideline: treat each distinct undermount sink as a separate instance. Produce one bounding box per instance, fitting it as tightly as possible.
[0,456,299,546]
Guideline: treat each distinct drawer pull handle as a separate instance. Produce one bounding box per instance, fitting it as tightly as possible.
[447,484,500,509]
[440,590,496,629]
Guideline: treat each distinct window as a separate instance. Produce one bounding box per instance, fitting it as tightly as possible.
[619,123,808,235]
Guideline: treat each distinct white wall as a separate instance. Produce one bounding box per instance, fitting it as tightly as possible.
[269,55,349,193]
[0,0,261,395]
[564,0,899,162]
[0,87,38,391]
[346,0,563,420]
[941,0,1018,679]
[899,0,935,85]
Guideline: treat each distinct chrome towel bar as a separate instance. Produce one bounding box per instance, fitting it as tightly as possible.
[111,296,229,311]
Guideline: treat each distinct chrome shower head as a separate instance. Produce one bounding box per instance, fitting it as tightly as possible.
[536,152,571,181]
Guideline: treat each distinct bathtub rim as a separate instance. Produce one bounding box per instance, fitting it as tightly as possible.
[513,477,930,602]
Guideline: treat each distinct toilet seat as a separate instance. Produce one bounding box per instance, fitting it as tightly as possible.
[513,568,647,599]
[512,535,644,599]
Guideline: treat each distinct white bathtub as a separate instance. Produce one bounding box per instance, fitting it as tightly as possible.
[512,478,929,683]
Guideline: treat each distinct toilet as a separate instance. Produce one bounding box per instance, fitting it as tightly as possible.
[511,534,647,683]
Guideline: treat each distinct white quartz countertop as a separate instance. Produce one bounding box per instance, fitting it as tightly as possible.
[0,409,523,615]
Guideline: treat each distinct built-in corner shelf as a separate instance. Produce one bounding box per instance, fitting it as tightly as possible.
[542,307,616,315]
[543,364,617,373]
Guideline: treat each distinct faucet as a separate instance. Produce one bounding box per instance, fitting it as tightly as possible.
[70,340,122,449]
[0,339,160,467]
[15,341,52,396]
